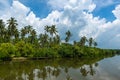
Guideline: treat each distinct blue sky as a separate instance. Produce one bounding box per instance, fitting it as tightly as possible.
[18,0,119,21]
[19,0,51,18]
[0,0,120,49]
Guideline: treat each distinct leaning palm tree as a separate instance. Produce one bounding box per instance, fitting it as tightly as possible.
[65,30,72,43]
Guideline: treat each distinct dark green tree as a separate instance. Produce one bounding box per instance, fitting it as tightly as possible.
[65,30,72,43]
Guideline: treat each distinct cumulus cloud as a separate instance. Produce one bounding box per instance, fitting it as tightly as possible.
[0,0,120,48]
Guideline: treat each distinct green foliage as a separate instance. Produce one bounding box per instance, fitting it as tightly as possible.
[15,41,34,57]
[0,43,16,60]
[0,17,119,61]
[33,47,58,58]
[58,43,74,57]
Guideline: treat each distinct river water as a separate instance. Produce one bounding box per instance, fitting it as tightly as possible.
[0,55,120,80]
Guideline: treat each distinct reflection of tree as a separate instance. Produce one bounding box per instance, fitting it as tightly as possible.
[0,57,102,80]
[52,68,60,78]
[95,63,98,67]
[47,66,51,79]
[89,64,95,76]
[80,67,89,77]
[64,67,73,80]
[28,71,34,80]
[66,74,72,80]
[37,67,47,80]
[80,64,97,77]
[65,67,68,73]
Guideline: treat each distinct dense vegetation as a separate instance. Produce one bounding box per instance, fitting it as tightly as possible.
[0,17,119,60]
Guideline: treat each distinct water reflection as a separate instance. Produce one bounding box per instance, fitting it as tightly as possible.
[0,55,120,80]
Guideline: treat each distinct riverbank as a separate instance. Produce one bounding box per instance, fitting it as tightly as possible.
[0,42,119,61]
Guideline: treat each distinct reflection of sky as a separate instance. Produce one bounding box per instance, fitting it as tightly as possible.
[30,56,120,80]
[56,55,120,80]
[91,56,120,80]
[93,56,120,80]
[1,56,120,80]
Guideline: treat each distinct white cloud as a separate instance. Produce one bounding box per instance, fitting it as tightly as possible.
[112,5,120,20]
[0,0,120,48]
[48,0,96,12]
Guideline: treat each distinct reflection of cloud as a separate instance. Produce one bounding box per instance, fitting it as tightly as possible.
[94,56,120,80]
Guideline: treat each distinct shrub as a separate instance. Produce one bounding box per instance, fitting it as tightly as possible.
[0,43,16,60]
[15,41,34,57]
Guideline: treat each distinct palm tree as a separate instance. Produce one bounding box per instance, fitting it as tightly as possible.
[14,29,19,43]
[89,64,95,76]
[89,37,93,47]
[50,25,57,36]
[0,19,6,43]
[44,25,50,33]
[30,29,36,44]
[65,30,72,43]
[39,33,49,47]
[93,41,97,47]
[45,25,58,46]
[79,36,88,46]
[21,27,26,40]
[27,25,32,33]
[7,17,18,42]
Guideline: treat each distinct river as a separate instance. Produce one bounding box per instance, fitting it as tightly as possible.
[0,55,120,80]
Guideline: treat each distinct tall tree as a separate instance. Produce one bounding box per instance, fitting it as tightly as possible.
[65,30,72,43]
[44,25,50,33]
[79,36,88,46]
[49,25,57,37]
[7,17,18,42]
[21,27,26,40]
[93,41,97,47]
[89,37,93,47]
[38,33,49,47]
[0,20,6,43]
[30,29,36,44]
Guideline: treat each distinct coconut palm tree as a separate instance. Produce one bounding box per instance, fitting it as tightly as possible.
[0,19,6,43]
[30,29,36,44]
[21,27,26,40]
[79,36,88,46]
[7,17,18,42]
[14,29,19,43]
[65,30,72,43]
[44,25,50,33]
[89,37,93,47]
[48,25,58,38]
[93,41,97,47]
[39,33,49,47]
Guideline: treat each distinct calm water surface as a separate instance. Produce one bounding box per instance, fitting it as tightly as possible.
[0,55,120,80]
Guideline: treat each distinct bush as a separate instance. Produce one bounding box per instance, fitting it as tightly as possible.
[0,43,16,60]
[58,44,74,57]
[15,41,35,57]
[33,47,58,58]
